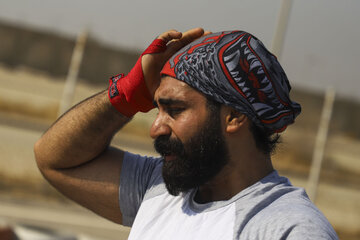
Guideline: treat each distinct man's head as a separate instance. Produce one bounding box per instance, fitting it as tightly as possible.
[152,30,301,196]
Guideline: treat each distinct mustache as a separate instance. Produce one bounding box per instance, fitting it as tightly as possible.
[154,135,185,157]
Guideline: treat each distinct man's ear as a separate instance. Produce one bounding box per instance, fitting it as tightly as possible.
[225,110,247,133]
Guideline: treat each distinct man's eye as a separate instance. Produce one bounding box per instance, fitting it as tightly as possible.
[168,108,184,117]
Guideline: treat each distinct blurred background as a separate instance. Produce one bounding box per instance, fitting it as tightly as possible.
[0,0,359,239]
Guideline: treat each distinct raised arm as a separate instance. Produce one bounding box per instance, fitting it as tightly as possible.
[34,90,127,223]
[34,28,205,224]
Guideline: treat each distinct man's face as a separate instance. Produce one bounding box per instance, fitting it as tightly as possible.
[151,77,230,196]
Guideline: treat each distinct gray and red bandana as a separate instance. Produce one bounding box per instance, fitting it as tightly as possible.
[161,31,301,133]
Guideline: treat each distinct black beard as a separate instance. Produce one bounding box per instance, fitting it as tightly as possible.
[154,112,229,196]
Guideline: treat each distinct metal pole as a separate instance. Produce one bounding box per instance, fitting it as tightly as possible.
[58,29,88,116]
[306,87,336,201]
[271,0,293,59]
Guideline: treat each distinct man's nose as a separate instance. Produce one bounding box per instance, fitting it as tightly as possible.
[150,113,171,139]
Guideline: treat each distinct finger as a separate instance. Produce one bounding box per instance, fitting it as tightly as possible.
[181,27,205,40]
[157,29,182,43]
[166,27,204,52]
[204,31,212,36]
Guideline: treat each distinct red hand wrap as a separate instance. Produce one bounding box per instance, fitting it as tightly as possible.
[108,39,167,117]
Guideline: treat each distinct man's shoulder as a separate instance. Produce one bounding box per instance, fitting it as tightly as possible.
[241,186,338,239]
[260,189,327,223]
[120,152,165,226]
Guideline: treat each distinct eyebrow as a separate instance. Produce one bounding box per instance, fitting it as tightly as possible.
[153,98,187,108]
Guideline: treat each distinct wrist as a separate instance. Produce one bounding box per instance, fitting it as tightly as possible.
[108,67,153,118]
[108,39,166,117]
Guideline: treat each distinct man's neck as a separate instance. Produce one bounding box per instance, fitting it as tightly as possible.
[194,152,273,204]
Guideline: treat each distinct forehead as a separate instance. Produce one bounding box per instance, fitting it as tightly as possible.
[155,76,206,103]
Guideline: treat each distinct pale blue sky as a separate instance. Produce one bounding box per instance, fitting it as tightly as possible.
[0,0,359,102]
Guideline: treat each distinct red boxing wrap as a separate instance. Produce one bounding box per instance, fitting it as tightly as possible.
[108,39,167,117]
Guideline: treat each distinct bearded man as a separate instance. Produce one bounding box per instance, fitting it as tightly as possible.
[34,28,338,239]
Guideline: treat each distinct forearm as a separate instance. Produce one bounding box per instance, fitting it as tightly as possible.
[34,90,129,170]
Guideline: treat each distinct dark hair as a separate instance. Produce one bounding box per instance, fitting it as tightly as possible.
[249,123,280,155]
[205,96,280,155]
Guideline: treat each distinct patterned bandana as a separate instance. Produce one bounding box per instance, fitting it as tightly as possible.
[160,31,301,133]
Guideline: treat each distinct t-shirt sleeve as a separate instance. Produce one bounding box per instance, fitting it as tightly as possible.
[285,220,339,240]
[239,187,339,240]
[277,196,339,240]
[119,151,163,226]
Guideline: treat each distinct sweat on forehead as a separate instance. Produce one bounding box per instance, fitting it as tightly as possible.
[160,30,301,133]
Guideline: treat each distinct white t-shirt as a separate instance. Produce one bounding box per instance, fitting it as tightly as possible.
[119,152,338,240]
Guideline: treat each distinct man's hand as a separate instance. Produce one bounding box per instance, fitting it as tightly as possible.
[108,28,207,117]
[141,28,205,96]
